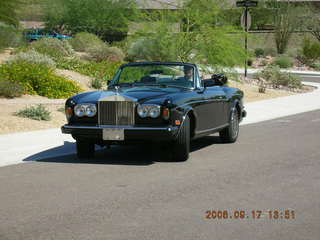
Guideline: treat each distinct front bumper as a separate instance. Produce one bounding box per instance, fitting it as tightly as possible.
[242,110,247,118]
[61,125,179,142]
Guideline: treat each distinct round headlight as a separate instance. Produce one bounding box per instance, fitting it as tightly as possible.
[74,104,86,117]
[85,104,97,117]
[149,106,160,118]
[137,105,149,118]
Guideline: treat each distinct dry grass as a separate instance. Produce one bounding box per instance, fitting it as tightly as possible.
[228,80,295,103]
[0,96,66,135]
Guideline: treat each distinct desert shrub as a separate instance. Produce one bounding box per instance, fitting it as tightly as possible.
[68,32,106,52]
[90,78,104,89]
[273,56,293,68]
[29,38,74,59]
[0,61,82,98]
[264,48,277,57]
[15,104,51,121]
[255,65,302,89]
[0,25,26,50]
[258,86,266,93]
[310,62,320,71]
[57,106,65,113]
[127,38,177,62]
[87,45,125,62]
[254,48,264,57]
[6,50,56,67]
[56,58,123,80]
[261,59,268,66]
[0,80,25,98]
[302,38,320,64]
[287,48,298,58]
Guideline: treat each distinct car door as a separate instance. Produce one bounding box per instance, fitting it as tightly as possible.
[193,86,227,134]
[204,86,228,128]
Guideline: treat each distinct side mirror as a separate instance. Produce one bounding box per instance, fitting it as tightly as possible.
[203,79,216,88]
[212,73,228,86]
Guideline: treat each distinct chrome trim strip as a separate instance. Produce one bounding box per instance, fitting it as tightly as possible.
[63,125,178,131]
[195,123,229,135]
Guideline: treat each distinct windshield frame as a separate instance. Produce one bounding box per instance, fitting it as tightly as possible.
[110,62,197,90]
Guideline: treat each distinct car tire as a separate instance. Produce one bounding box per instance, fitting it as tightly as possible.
[172,115,190,162]
[76,140,95,159]
[219,108,239,143]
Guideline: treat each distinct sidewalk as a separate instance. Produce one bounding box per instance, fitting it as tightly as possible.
[235,67,320,76]
[1,81,320,167]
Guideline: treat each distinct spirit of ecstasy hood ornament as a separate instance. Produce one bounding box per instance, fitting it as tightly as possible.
[115,86,120,95]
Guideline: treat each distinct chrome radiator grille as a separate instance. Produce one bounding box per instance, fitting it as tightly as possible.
[98,101,135,126]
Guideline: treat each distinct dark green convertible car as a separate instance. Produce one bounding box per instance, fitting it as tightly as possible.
[62,62,246,161]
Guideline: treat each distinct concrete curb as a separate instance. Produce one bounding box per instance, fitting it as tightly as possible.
[0,81,319,168]
[235,68,320,76]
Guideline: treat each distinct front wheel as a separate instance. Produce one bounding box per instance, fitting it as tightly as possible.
[76,140,95,159]
[171,115,190,162]
[219,109,239,143]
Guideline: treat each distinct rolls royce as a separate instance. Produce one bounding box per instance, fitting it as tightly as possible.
[61,62,246,161]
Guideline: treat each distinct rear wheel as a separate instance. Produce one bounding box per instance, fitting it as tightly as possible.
[219,109,239,143]
[76,140,95,159]
[171,115,190,161]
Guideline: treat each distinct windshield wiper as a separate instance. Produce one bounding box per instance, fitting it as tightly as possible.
[138,83,190,89]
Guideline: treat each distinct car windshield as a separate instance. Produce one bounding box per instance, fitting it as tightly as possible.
[113,64,195,89]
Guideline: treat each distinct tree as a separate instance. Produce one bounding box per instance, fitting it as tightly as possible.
[128,0,246,68]
[0,0,23,26]
[268,0,301,54]
[43,0,137,42]
[304,4,320,41]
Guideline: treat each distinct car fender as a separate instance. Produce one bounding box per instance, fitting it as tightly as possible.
[230,99,244,121]
[173,105,197,138]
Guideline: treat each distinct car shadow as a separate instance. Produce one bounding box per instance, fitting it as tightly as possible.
[23,135,223,165]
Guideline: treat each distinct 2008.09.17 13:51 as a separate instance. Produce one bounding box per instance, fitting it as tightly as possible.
[205,210,295,219]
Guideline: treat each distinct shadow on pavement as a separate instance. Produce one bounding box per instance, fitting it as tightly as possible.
[23,135,223,166]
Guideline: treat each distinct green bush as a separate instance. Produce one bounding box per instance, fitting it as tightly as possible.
[87,45,125,62]
[56,58,123,80]
[310,62,320,71]
[302,38,320,63]
[255,65,302,89]
[0,61,82,98]
[0,80,25,98]
[254,48,264,57]
[264,48,277,57]
[29,38,74,59]
[68,32,105,52]
[0,25,26,50]
[15,104,51,121]
[6,50,56,67]
[90,78,104,89]
[261,59,268,66]
[273,56,293,68]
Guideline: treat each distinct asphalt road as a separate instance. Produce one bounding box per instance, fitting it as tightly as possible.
[0,110,320,240]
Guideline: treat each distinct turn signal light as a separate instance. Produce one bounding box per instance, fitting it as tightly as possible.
[65,107,73,120]
[163,108,170,120]
[175,120,181,126]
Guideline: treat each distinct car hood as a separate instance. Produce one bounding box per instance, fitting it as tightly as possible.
[72,86,189,104]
